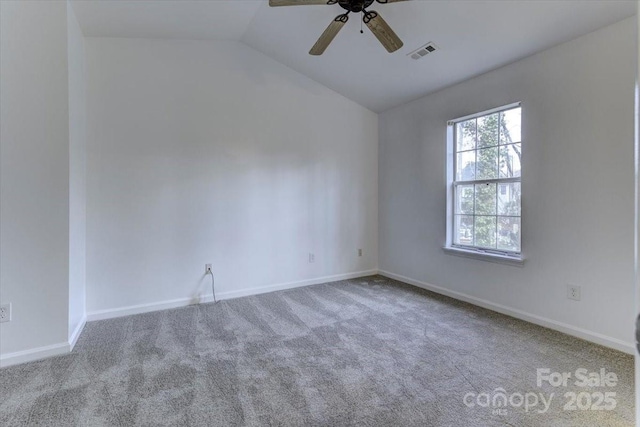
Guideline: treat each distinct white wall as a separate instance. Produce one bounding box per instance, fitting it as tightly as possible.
[379,17,636,352]
[0,1,71,357]
[67,2,87,343]
[85,38,378,316]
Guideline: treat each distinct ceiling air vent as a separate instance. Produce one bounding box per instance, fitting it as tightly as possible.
[408,42,438,60]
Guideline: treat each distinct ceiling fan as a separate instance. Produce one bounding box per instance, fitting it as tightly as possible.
[269,0,409,56]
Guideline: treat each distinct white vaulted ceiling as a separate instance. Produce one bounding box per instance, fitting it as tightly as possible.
[71,0,636,112]
[71,0,263,40]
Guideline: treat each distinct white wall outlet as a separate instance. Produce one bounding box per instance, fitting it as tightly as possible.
[205,264,212,274]
[567,284,581,301]
[358,249,363,257]
[0,303,12,323]
[308,253,315,263]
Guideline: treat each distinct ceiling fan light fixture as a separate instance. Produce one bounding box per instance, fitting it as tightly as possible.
[269,0,410,55]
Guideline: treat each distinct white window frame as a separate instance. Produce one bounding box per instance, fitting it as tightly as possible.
[444,102,524,265]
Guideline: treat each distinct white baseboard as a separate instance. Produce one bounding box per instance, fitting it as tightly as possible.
[87,295,211,322]
[379,270,635,355]
[217,269,378,300]
[0,316,87,369]
[87,269,378,322]
[69,315,87,351]
[0,342,70,368]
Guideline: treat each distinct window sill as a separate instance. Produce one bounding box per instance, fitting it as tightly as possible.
[442,246,525,267]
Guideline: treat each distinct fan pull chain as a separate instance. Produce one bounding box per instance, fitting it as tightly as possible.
[360,11,363,34]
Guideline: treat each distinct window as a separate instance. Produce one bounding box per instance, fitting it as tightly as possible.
[447,103,522,259]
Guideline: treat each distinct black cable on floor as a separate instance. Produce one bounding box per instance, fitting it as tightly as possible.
[208,271,217,303]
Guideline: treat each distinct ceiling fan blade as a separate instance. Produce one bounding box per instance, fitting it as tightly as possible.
[376,0,412,3]
[363,10,403,53]
[309,14,348,56]
[269,0,335,6]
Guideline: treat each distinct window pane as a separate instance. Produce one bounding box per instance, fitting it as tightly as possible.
[498,216,521,252]
[474,216,497,248]
[456,119,476,151]
[456,151,476,181]
[498,182,521,216]
[476,147,498,180]
[475,183,496,215]
[454,215,474,246]
[455,185,474,214]
[477,113,499,148]
[499,108,521,144]
[499,144,521,178]
[450,105,522,253]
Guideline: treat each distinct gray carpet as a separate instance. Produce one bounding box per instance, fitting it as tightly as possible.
[0,275,634,426]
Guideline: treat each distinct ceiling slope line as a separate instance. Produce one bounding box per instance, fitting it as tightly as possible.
[237,39,378,114]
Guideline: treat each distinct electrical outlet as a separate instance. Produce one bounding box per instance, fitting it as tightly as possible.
[0,303,11,323]
[358,249,363,257]
[205,264,212,274]
[567,284,581,301]
[308,253,315,263]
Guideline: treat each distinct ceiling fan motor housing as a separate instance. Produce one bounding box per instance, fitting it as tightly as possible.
[338,0,375,13]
